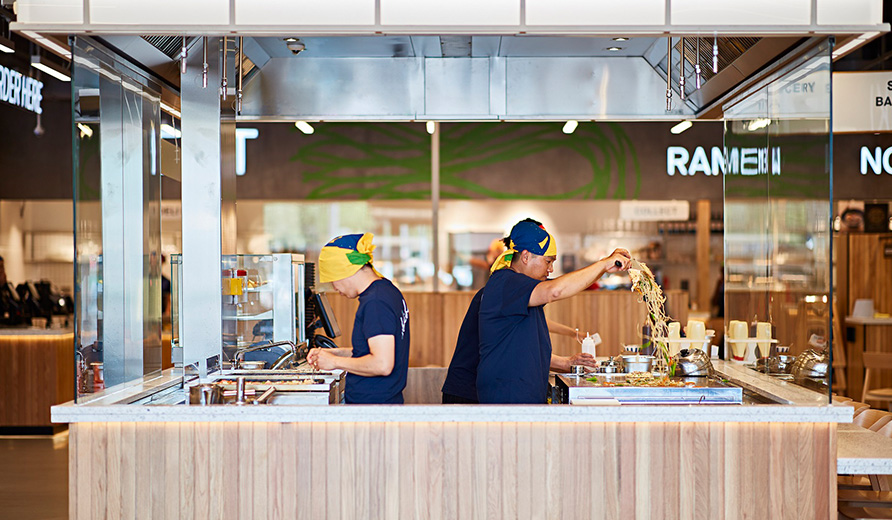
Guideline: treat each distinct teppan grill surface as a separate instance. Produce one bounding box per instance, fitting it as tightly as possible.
[554,374,743,405]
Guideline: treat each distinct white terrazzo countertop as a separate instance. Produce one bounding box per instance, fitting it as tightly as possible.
[838,423,892,474]
[52,361,853,424]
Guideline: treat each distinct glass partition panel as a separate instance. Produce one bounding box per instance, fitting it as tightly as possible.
[72,37,163,400]
[723,39,832,400]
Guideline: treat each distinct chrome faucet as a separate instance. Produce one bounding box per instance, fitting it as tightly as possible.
[270,340,308,370]
[231,340,307,370]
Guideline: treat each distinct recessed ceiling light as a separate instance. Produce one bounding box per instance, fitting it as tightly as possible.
[295,121,315,134]
[612,37,629,42]
[607,47,622,52]
[670,120,693,134]
[562,120,578,134]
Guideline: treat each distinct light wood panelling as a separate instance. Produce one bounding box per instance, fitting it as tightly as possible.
[845,234,892,316]
[69,420,836,520]
[0,332,74,427]
[327,290,689,367]
[725,291,831,357]
[848,323,892,402]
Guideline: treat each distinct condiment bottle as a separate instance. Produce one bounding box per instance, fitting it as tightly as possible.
[581,333,596,357]
[236,269,248,304]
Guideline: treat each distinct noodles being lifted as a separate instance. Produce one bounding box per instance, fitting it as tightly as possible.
[629,261,673,373]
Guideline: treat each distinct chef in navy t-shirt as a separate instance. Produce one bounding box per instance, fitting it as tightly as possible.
[307,233,410,404]
[474,221,632,404]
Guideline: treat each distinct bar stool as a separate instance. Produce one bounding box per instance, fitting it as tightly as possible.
[854,409,892,430]
[862,352,892,411]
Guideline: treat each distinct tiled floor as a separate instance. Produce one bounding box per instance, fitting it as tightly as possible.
[0,432,69,520]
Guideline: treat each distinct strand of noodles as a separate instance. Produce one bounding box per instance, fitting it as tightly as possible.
[629,262,672,372]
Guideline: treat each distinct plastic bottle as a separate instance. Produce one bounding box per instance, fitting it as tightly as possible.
[581,333,596,357]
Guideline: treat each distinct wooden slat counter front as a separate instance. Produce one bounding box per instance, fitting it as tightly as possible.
[328,290,690,367]
[54,363,847,520]
[0,328,74,428]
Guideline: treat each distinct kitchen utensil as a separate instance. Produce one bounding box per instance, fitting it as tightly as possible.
[598,360,619,374]
[790,348,829,379]
[570,365,588,375]
[614,257,645,271]
[621,355,654,373]
[672,348,715,377]
[240,360,266,370]
[754,354,796,374]
[189,384,223,405]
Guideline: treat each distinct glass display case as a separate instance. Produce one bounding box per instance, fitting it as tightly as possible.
[171,253,308,374]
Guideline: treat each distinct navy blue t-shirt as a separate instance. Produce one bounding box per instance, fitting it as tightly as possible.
[476,269,551,404]
[441,288,485,402]
[345,278,410,404]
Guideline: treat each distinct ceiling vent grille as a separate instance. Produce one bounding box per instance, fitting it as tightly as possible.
[141,35,193,60]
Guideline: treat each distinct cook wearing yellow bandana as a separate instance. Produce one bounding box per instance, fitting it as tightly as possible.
[309,233,411,404]
[469,220,632,404]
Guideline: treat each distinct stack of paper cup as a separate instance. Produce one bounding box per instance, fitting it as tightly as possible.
[728,320,748,361]
[667,322,681,355]
[755,322,772,358]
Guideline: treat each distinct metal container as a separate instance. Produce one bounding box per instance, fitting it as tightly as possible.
[598,360,618,374]
[240,360,266,370]
[790,348,829,379]
[570,365,588,375]
[621,355,654,373]
[673,349,715,377]
[189,384,223,405]
[755,354,796,374]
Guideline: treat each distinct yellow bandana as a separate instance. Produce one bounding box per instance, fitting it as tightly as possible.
[318,233,382,283]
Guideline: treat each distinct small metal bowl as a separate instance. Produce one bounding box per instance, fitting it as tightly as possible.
[240,361,266,370]
[570,365,588,376]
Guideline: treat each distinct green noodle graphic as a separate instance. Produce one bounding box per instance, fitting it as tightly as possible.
[290,122,640,200]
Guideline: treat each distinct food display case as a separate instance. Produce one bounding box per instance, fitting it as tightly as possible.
[171,253,308,373]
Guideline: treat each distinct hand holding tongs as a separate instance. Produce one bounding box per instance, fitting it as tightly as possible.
[614,257,644,270]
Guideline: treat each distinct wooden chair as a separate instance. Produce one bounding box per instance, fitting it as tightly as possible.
[870,414,892,433]
[839,504,892,519]
[850,402,873,417]
[862,352,892,411]
[854,410,892,430]
[835,395,855,404]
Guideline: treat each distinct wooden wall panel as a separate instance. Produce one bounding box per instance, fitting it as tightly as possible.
[0,332,74,427]
[327,290,690,368]
[69,420,836,520]
[846,234,892,316]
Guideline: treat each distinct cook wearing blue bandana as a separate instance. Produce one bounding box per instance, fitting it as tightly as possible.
[308,233,410,404]
[443,219,616,404]
[474,220,632,404]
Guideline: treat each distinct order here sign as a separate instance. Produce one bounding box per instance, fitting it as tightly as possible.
[0,63,44,115]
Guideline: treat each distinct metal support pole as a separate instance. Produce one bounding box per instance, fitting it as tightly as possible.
[431,122,440,292]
